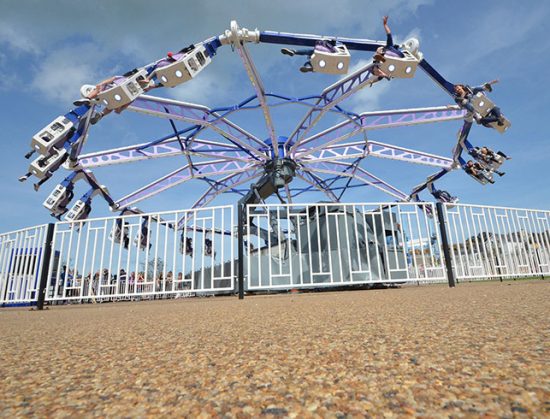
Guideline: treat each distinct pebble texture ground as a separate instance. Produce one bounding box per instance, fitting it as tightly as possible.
[0,280,548,418]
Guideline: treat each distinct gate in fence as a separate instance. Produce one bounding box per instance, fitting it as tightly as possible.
[0,202,548,307]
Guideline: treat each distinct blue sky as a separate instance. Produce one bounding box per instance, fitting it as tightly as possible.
[1,0,549,232]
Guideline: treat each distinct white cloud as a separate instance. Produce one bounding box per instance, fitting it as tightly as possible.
[29,45,104,103]
[0,24,40,54]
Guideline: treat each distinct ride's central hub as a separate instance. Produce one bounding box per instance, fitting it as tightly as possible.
[263,136,293,159]
[265,157,297,189]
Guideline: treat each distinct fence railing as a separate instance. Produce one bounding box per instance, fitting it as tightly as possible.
[44,206,235,303]
[442,203,550,280]
[246,202,445,289]
[0,224,50,305]
[0,202,548,307]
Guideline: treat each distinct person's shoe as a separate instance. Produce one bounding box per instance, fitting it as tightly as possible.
[497,118,505,126]
[90,111,103,125]
[281,48,296,56]
[300,63,313,73]
[498,171,506,176]
[73,98,91,107]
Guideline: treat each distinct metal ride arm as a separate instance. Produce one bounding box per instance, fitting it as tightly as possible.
[302,160,408,200]
[128,95,266,160]
[78,137,250,168]
[229,21,278,158]
[293,106,465,158]
[115,159,258,209]
[302,139,453,169]
[285,61,383,152]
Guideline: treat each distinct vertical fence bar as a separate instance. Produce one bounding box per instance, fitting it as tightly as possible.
[36,223,55,310]
[436,203,456,288]
[238,201,245,299]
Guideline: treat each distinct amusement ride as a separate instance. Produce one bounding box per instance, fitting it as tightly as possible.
[20,20,511,229]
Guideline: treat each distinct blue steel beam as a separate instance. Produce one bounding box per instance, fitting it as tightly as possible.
[259,31,384,51]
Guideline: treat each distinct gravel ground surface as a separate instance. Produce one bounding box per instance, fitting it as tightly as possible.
[0,280,548,418]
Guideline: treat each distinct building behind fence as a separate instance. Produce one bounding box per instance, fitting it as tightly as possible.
[1,202,548,307]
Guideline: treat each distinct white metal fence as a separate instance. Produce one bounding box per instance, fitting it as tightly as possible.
[0,224,50,305]
[45,206,235,302]
[246,202,446,289]
[442,203,550,280]
[1,202,549,307]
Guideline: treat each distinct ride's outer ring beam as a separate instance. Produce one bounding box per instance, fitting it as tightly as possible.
[259,31,385,52]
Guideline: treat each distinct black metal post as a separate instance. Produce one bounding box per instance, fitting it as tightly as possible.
[237,202,245,299]
[36,223,55,310]
[436,203,456,288]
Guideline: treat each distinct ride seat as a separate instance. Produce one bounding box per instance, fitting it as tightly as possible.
[97,69,148,110]
[29,148,67,179]
[154,45,212,88]
[310,44,351,75]
[379,50,419,79]
[65,200,91,223]
[470,92,495,117]
[43,184,72,215]
[31,116,74,155]
[487,118,511,134]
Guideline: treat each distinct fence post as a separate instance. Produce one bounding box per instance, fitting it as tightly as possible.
[435,203,456,288]
[36,223,55,310]
[237,202,245,299]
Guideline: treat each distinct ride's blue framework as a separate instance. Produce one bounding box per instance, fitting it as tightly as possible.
[23,20,509,225]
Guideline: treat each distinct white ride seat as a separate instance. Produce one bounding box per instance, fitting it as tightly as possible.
[43,184,72,216]
[65,199,90,222]
[310,44,351,75]
[29,148,67,179]
[379,50,419,79]
[153,45,212,88]
[31,116,74,155]
[97,69,148,110]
